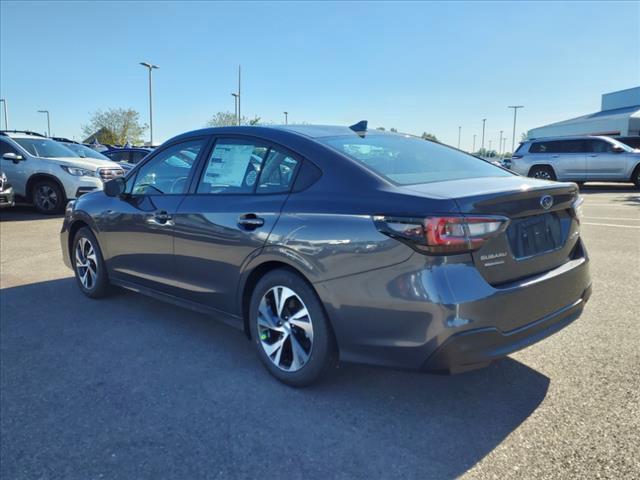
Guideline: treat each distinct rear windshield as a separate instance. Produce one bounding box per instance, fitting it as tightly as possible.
[320,134,512,185]
[13,138,78,158]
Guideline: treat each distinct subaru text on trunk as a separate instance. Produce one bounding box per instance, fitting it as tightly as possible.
[60,123,592,386]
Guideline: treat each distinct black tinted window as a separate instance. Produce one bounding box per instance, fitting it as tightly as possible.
[132,139,204,195]
[130,151,149,164]
[197,139,268,194]
[106,151,130,162]
[585,139,613,153]
[530,140,585,153]
[0,140,18,156]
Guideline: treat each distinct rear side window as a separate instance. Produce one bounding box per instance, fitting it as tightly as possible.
[130,151,149,164]
[320,134,511,185]
[530,140,585,153]
[256,149,299,194]
[106,151,130,162]
[197,139,269,194]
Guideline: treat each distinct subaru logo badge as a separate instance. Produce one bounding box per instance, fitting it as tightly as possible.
[540,195,554,210]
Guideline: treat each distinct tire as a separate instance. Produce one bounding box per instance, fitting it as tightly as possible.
[528,165,557,181]
[248,269,337,387]
[72,227,111,298]
[32,179,65,214]
[632,165,640,190]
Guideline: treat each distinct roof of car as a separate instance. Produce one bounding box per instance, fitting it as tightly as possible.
[526,135,619,142]
[0,130,47,139]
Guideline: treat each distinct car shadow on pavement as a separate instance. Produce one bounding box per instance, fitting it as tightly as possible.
[1,277,550,480]
[0,205,63,222]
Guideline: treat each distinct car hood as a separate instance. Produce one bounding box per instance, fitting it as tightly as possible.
[38,156,123,171]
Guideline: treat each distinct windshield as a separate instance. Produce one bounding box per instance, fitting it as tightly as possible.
[13,138,78,158]
[320,134,513,185]
[62,142,110,160]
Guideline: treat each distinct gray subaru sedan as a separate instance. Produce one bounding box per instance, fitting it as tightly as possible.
[60,123,591,386]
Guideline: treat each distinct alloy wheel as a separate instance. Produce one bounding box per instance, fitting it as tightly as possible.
[75,237,98,290]
[534,170,552,180]
[35,185,58,211]
[257,286,314,372]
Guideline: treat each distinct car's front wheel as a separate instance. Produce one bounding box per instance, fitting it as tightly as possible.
[32,179,65,214]
[72,227,111,298]
[249,269,337,387]
[632,165,640,190]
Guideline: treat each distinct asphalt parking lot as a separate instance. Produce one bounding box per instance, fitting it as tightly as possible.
[1,184,639,480]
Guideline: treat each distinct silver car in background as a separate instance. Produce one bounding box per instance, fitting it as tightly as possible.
[509,136,640,188]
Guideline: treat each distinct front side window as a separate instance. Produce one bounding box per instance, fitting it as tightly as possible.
[197,139,268,194]
[131,139,204,195]
[585,139,613,153]
[320,134,511,185]
[0,140,18,156]
[12,137,78,158]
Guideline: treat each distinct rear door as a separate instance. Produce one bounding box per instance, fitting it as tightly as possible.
[551,140,587,180]
[172,136,300,315]
[584,139,627,179]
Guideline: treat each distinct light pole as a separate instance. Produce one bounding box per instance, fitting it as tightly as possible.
[37,110,50,137]
[488,140,492,158]
[457,126,461,149]
[231,93,239,125]
[237,65,241,125]
[502,137,508,158]
[508,105,524,154]
[481,118,486,152]
[498,130,503,156]
[472,134,476,153]
[140,62,159,145]
[0,99,8,129]
[284,111,288,125]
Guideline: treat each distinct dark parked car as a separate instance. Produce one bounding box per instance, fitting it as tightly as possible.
[60,124,592,386]
[102,147,152,166]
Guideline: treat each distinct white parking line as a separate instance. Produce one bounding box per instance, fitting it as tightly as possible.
[584,216,640,221]
[582,222,640,229]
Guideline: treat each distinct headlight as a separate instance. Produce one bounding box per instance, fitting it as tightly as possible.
[61,165,95,177]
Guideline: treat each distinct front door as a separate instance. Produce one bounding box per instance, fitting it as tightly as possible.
[172,137,300,315]
[584,139,627,180]
[100,138,208,292]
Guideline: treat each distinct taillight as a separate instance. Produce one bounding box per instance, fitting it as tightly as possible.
[373,215,508,254]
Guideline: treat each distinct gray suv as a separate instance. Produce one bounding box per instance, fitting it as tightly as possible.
[0,131,124,213]
[508,136,640,188]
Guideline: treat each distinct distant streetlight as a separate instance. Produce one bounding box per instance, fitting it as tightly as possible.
[457,126,461,149]
[140,61,159,145]
[237,65,241,125]
[231,93,239,125]
[508,105,524,153]
[472,134,476,153]
[37,110,50,137]
[502,137,508,158]
[284,111,289,125]
[488,140,492,157]
[0,99,8,129]
[498,130,503,156]
[481,118,487,151]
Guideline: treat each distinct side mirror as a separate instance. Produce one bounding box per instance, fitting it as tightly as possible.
[612,145,625,153]
[2,152,24,164]
[104,177,126,197]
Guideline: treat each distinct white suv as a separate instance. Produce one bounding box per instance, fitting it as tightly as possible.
[508,136,640,188]
[0,131,124,213]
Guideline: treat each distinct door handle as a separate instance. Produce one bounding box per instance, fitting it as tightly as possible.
[238,213,265,230]
[153,210,173,223]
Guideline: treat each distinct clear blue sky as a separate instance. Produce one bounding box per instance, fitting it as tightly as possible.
[1,1,638,150]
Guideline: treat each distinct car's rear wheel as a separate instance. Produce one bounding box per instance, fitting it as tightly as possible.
[72,227,111,298]
[32,179,65,214]
[249,269,337,387]
[528,165,557,181]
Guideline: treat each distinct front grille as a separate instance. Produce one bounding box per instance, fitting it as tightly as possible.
[98,167,124,181]
[506,212,564,259]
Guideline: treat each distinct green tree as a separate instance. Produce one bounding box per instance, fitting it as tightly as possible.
[206,111,262,127]
[421,132,439,142]
[375,127,386,131]
[82,108,147,145]
[390,128,398,133]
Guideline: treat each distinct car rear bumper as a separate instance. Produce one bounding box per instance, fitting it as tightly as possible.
[315,239,591,371]
[423,284,591,373]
